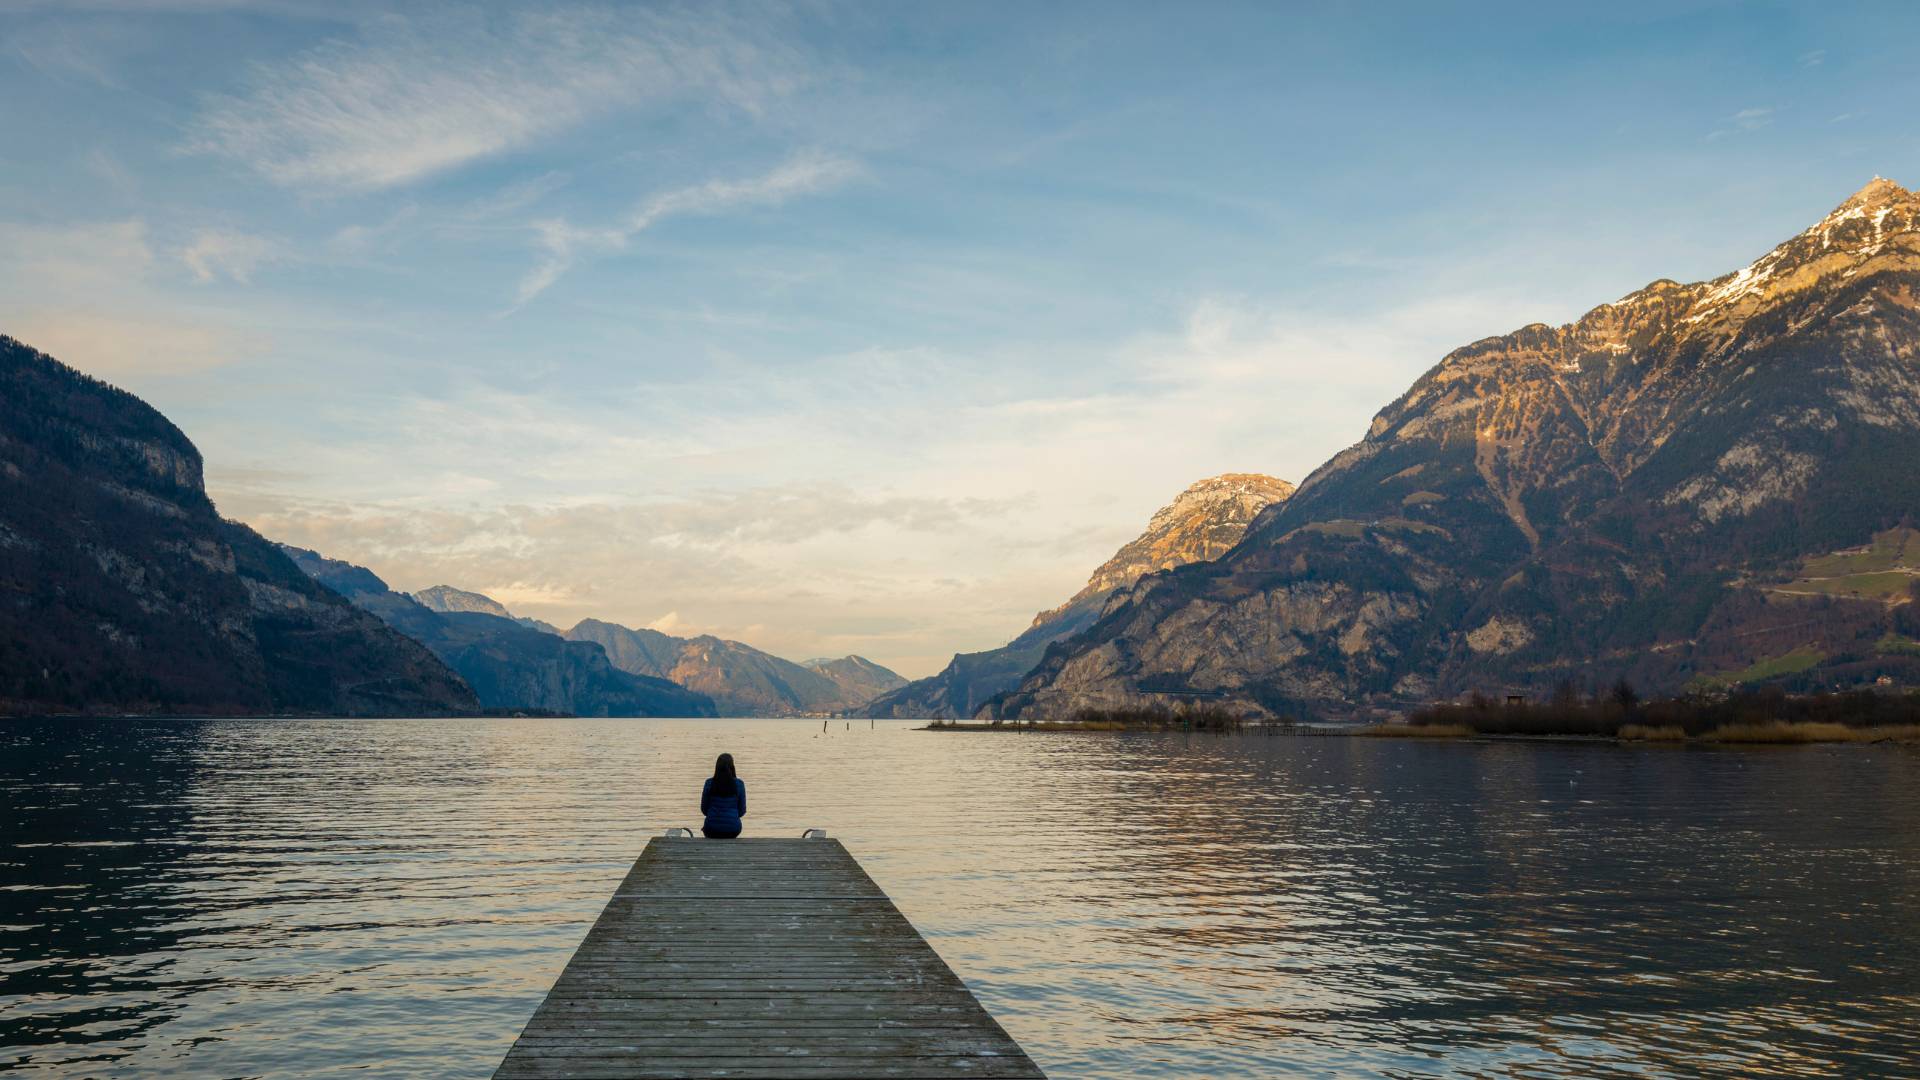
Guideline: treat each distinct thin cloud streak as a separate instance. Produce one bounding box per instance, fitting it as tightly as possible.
[1706,105,1777,142]
[181,228,283,283]
[512,150,863,307]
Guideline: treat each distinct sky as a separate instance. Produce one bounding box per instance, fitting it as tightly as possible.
[3,1,1919,677]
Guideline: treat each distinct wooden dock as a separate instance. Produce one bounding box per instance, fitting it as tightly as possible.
[493,835,1046,1079]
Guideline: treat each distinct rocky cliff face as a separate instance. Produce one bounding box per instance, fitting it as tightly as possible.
[0,336,478,717]
[865,473,1294,718]
[991,179,1920,719]
[566,618,902,716]
[283,549,716,718]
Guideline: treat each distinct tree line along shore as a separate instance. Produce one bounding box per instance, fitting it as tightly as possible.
[923,687,1920,744]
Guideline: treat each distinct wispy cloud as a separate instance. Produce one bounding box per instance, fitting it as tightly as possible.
[482,581,579,608]
[180,228,283,283]
[512,150,862,307]
[458,171,570,221]
[324,205,419,256]
[83,146,139,196]
[5,16,146,87]
[186,5,809,192]
[1707,105,1777,141]
[647,610,696,635]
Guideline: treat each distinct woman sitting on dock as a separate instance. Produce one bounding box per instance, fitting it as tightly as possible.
[700,753,746,839]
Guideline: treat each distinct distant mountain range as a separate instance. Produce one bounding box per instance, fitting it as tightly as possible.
[991,178,1920,720]
[0,336,476,717]
[565,618,903,716]
[293,567,905,716]
[281,549,715,717]
[864,474,1295,718]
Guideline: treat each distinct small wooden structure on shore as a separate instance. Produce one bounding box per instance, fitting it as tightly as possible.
[493,835,1045,1079]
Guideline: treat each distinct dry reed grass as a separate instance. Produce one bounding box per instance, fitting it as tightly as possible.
[1356,723,1475,738]
[1697,721,1920,744]
[1389,719,1920,744]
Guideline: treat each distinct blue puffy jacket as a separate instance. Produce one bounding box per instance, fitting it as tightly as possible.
[701,778,746,833]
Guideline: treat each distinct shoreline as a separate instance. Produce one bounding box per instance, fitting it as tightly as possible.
[919,719,1920,745]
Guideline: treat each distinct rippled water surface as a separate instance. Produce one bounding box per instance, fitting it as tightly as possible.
[4,719,1919,1078]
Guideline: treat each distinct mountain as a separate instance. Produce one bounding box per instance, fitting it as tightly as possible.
[864,473,1295,718]
[803,655,909,704]
[566,618,901,715]
[282,548,716,717]
[0,336,478,717]
[415,584,513,618]
[990,179,1920,720]
[415,584,560,634]
[566,618,682,677]
[373,583,891,716]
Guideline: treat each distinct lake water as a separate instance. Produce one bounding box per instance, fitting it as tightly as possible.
[3,719,1918,1078]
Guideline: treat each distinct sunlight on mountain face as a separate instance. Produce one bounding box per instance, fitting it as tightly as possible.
[995,179,1920,722]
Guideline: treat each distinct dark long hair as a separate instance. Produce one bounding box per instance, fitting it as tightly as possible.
[710,753,738,797]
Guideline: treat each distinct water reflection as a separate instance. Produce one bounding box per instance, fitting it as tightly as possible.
[3,720,1918,1077]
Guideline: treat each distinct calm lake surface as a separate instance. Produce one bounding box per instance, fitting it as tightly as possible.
[3,719,1918,1078]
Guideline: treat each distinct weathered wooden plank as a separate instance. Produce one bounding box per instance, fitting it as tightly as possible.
[550,978,970,992]
[515,1020,1005,1036]
[552,974,969,991]
[583,923,928,933]
[596,900,898,907]
[529,999,990,1014]
[560,953,956,960]
[501,1039,1027,1057]
[515,1022,1003,1039]
[503,1030,1029,1037]
[539,996,983,1007]
[560,960,957,971]
[495,1053,1044,1068]
[494,836,1043,1080]
[507,1029,1025,1043]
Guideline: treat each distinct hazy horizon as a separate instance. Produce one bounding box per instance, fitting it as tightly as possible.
[4,1,1917,676]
